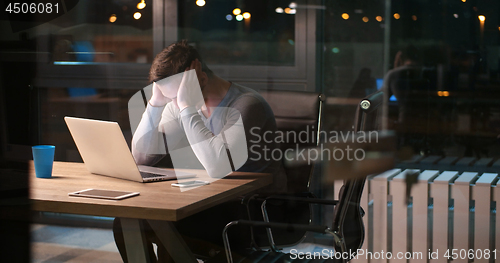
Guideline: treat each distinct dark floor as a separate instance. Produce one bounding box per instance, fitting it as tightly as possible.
[30,223,331,263]
[31,224,122,263]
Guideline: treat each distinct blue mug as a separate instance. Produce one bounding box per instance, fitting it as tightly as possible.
[32,145,55,178]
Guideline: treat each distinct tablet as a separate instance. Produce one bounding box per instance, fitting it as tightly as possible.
[69,189,140,200]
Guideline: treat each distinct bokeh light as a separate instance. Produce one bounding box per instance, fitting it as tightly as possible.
[137,0,145,9]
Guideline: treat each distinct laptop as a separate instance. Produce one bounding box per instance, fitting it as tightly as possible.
[64,116,196,183]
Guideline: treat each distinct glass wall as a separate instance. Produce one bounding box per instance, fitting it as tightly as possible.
[4,1,499,167]
[49,0,153,64]
[321,0,500,156]
[2,0,500,260]
[1,0,154,159]
[179,0,295,66]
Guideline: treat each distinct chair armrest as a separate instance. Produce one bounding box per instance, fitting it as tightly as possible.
[266,195,339,206]
[241,191,318,205]
[239,193,338,251]
[259,195,339,252]
[233,219,329,233]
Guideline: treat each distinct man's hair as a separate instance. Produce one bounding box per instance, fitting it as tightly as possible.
[149,40,213,83]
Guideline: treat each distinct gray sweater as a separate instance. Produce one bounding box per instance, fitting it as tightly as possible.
[132,83,286,193]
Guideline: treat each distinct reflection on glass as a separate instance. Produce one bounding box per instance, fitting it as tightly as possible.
[179,0,295,66]
[321,0,500,162]
[41,0,152,64]
[38,86,135,161]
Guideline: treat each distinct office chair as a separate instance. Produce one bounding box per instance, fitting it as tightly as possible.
[221,91,387,263]
[241,90,325,249]
[258,90,326,194]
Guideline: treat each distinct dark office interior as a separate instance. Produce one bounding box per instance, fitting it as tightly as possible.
[1,0,500,262]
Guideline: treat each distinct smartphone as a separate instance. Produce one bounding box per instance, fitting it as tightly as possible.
[68,189,140,200]
[171,180,210,188]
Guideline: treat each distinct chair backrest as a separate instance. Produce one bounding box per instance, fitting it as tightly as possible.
[256,90,324,248]
[0,77,5,159]
[332,91,383,254]
[259,90,325,194]
[354,90,383,132]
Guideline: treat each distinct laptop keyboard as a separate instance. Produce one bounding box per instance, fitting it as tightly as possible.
[140,171,165,178]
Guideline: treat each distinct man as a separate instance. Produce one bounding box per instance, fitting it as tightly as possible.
[133,40,285,185]
[114,40,286,262]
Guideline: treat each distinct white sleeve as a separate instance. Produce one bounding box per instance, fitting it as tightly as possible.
[179,106,248,178]
[131,103,184,165]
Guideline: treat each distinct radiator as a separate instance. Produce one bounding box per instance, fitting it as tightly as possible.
[335,156,500,263]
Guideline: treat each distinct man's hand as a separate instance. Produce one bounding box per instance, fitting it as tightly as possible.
[393,51,404,68]
[149,81,171,107]
[177,59,204,111]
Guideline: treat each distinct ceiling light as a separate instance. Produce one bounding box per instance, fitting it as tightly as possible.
[196,0,205,7]
[137,0,146,9]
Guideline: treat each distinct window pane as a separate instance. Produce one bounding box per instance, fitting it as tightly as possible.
[323,0,385,98]
[179,0,295,66]
[38,87,135,161]
[45,0,152,64]
[322,0,500,157]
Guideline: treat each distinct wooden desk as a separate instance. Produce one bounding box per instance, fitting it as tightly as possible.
[30,161,272,262]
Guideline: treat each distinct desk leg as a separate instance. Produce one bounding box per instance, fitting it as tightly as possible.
[121,218,152,263]
[147,219,198,263]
